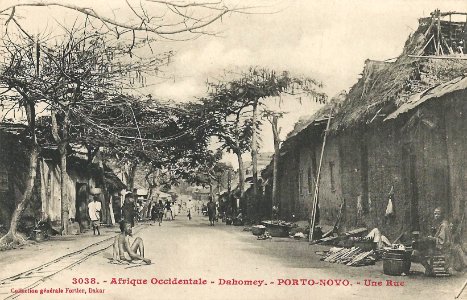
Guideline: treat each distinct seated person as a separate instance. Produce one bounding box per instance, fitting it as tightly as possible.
[412,207,452,275]
[113,220,151,264]
[233,210,244,226]
[366,228,391,249]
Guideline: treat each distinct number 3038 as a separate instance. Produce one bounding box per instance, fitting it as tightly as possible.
[72,278,97,284]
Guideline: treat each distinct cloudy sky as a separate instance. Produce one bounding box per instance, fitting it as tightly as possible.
[2,0,466,166]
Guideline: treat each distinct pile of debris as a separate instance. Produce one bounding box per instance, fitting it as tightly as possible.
[316,227,368,246]
[257,231,272,240]
[261,220,296,227]
[321,247,377,267]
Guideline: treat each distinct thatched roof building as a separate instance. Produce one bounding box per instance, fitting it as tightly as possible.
[329,11,467,131]
[262,11,467,239]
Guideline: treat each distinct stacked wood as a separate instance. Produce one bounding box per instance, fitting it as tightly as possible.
[347,250,376,266]
[321,247,376,266]
[431,255,450,277]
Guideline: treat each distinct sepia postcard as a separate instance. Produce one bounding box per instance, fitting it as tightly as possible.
[0,1,466,299]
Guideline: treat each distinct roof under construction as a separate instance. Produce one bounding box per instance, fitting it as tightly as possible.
[330,10,467,131]
[277,10,467,158]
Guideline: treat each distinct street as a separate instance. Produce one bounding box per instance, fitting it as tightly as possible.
[3,214,463,300]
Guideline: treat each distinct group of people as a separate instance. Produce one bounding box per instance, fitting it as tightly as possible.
[365,207,466,276]
[370,207,466,275]
[87,190,140,236]
[150,199,179,225]
[85,190,151,265]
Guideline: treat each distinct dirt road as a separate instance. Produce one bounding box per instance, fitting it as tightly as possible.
[3,215,464,300]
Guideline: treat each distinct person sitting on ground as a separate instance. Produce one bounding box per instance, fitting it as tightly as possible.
[366,228,391,249]
[113,220,151,264]
[412,207,452,276]
[233,209,244,226]
[88,195,102,235]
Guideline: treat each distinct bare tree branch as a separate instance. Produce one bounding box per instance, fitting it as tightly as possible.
[0,1,245,38]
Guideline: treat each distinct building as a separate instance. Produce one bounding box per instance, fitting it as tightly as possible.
[266,11,467,240]
[0,124,125,232]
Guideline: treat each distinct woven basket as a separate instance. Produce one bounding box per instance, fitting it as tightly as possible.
[251,226,266,236]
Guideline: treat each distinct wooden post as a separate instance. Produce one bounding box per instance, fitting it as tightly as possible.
[309,108,333,243]
[271,115,280,219]
[455,279,467,299]
[251,101,259,217]
[449,14,452,51]
[437,10,441,55]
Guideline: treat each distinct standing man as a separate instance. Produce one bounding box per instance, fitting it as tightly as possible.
[207,197,216,226]
[186,199,194,220]
[165,200,173,221]
[88,194,102,235]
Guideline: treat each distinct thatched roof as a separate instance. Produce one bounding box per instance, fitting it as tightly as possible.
[278,91,346,157]
[265,12,467,177]
[385,75,467,121]
[259,12,467,184]
[330,14,467,131]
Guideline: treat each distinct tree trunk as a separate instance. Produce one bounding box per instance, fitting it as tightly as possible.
[125,162,138,191]
[0,99,38,247]
[236,151,245,196]
[51,109,71,235]
[271,115,280,217]
[98,150,110,224]
[58,142,69,235]
[209,183,214,200]
[251,101,259,215]
[0,146,39,247]
[227,169,232,194]
[218,177,221,197]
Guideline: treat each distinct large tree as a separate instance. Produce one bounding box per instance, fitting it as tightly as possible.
[0,26,177,241]
[262,109,284,218]
[199,96,254,196]
[206,68,327,217]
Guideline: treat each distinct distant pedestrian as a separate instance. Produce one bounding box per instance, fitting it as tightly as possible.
[88,195,102,235]
[165,200,173,220]
[172,201,178,219]
[151,200,164,226]
[186,199,194,220]
[207,197,216,226]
